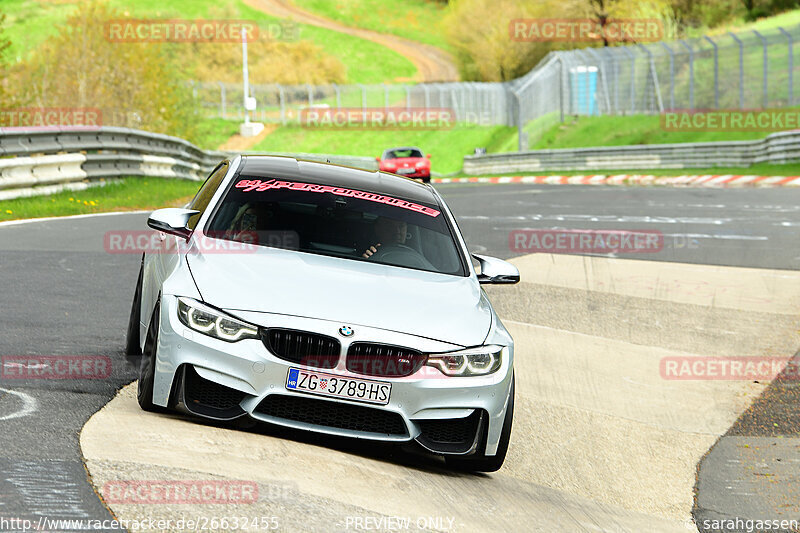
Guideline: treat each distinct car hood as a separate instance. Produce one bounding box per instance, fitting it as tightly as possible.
[185,246,491,347]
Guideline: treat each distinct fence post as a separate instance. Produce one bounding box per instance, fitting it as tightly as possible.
[423,85,430,109]
[555,56,565,122]
[753,30,768,108]
[778,27,793,105]
[728,32,744,109]
[383,83,389,112]
[360,84,367,113]
[703,35,719,109]
[405,85,411,110]
[278,85,286,125]
[218,82,226,119]
[678,40,695,110]
[659,42,675,110]
[333,83,341,109]
[514,91,524,152]
[620,47,636,114]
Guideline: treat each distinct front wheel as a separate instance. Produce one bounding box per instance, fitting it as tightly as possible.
[446,375,514,473]
[137,300,164,412]
[124,256,144,357]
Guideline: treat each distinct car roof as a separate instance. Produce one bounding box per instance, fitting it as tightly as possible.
[237,155,437,205]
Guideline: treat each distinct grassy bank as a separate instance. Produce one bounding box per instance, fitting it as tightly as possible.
[0,178,201,222]
[3,0,416,84]
[250,124,516,174]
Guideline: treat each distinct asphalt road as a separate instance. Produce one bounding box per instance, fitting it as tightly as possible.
[1,184,800,531]
[441,183,800,269]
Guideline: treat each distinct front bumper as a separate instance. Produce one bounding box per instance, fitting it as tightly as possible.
[152,297,513,456]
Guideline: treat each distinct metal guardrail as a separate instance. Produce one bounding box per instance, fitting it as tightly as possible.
[462,130,800,175]
[0,127,377,200]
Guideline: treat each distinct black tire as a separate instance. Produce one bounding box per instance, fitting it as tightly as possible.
[446,375,514,473]
[124,255,144,357]
[422,176,431,184]
[137,299,164,412]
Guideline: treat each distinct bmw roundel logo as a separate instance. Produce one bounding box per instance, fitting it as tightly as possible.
[339,326,354,337]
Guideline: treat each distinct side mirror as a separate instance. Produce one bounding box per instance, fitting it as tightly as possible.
[147,208,200,240]
[375,157,381,162]
[426,154,431,159]
[473,254,520,285]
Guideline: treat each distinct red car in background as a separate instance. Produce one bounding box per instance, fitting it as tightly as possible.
[377,147,431,183]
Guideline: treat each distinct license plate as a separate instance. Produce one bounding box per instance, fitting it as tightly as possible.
[396,167,415,174]
[285,368,391,405]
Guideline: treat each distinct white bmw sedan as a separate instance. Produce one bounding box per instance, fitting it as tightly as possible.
[125,155,519,472]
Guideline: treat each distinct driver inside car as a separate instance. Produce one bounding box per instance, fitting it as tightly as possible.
[362,216,408,258]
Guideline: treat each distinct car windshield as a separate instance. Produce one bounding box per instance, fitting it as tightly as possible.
[384,148,423,159]
[206,177,466,276]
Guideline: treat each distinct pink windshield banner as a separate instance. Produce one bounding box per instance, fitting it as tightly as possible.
[234,179,441,218]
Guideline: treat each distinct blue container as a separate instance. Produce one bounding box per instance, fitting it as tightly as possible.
[569,66,598,115]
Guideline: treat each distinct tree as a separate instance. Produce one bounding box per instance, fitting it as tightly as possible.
[0,14,11,107]
[17,1,197,140]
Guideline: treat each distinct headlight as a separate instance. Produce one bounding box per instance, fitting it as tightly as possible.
[426,345,504,376]
[415,161,426,168]
[177,297,259,342]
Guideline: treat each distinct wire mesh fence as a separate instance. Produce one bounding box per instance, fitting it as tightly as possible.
[190,22,800,149]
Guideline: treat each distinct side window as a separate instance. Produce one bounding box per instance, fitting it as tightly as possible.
[187,162,230,230]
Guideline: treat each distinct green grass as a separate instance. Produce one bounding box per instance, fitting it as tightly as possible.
[526,114,776,150]
[291,0,451,51]
[250,124,516,173]
[2,0,416,84]
[191,117,242,150]
[696,9,800,37]
[0,178,201,222]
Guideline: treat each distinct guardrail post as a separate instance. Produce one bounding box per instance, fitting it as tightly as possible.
[703,35,719,109]
[678,40,695,110]
[659,42,675,110]
[753,30,768,108]
[306,84,314,108]
[778,27,793,105]
[333,83,341,109]
[360,85,367,113]
[728,32,744,109]
[423,85,430,109]
[405,85,411,111]
[383,83,389,112]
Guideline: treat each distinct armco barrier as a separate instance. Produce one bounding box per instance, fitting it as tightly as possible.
[0,127,377,200]
[463,130,800,175]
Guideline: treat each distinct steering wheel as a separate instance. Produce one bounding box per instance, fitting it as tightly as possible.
[368,243,435,270]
